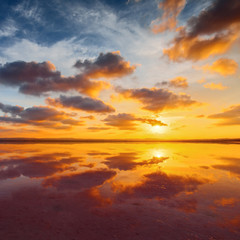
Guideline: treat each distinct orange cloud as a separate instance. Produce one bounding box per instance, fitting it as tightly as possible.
[201,58,238,76]
[169,76,188,88]
[151,0,186,33]
[163,0,240,61]
[164,31,238,62]
[203,82,228,90]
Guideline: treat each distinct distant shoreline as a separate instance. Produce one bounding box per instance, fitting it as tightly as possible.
[0,138,239,144]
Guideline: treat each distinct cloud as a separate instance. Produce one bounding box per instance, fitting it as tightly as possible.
[0,102,24,116]
[163,0,240,61]
[208,104,240,125]
[103,113,139,130]
[140,119,167,127]
[203,82,228,90]
[74,51,136,79]
[157,77,188,89]
[151,0,186,33]
[0,152,83,180]
[0,52,135,97]
[200,58,238,76]
[116,87,198,112]
[43,169,117,191]
[46,95,115,113]
[169,77,188,88]
[187,0,240,37]
[164,31,238,62]
[0,19,18,38]
[0,102,83,129]
[103,113,167,130]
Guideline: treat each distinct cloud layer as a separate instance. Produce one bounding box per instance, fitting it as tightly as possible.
[0,52,136,97]
[0,102,82,129]
[47,95,115,113]
[116,87,198,112]
[103,113,167,130]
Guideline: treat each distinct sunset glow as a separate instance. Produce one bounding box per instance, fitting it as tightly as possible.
[0,0,240,239]
[0,0,239,140]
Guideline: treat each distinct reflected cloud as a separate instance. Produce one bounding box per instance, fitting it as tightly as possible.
[117,171,207,199]
[103,152,139,170]
[43,169,116,191]
[0,152,83,180]
[103,153,168,171]
[0,143,240,239]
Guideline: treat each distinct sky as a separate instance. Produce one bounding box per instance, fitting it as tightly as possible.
[0,0,239,139]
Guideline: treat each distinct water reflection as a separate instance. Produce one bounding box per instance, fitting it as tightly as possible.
[0,143,240,239]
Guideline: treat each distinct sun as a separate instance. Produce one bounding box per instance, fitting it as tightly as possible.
[150,125,167,134]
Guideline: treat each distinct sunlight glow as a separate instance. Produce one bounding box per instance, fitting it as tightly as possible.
[149,125,167,134]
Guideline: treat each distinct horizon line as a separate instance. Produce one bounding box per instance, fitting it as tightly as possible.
[0,138,240,144]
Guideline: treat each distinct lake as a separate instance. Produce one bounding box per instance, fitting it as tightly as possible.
[0,142,240,239]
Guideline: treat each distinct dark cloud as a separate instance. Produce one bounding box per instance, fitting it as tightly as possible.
[0,102,24,115]
[74,51,136,79]
[0,61,58,86]
[103,113,167,130]
[164,0,240,61]
[46,95,115,113]
[0,102,83,129]
[0,52,136,96]
[0,152,83,180]
[187,0,240,37]
[208,105,240,125]
[43,169,117,190]
[116,87,198,112]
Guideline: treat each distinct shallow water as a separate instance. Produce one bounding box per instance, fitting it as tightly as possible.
[0,143,240,240]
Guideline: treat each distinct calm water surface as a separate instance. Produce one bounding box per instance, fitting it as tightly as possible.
[0,143,240,240]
